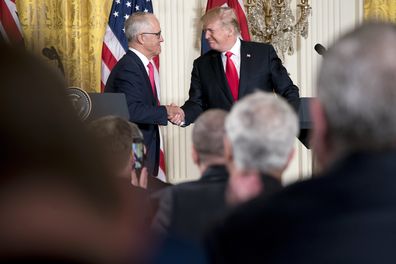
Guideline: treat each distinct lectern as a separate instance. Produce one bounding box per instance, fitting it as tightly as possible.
[87,93,129,122]
[298,97,313,149]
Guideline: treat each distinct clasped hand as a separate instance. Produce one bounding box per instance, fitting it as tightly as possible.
[165,103,185,126]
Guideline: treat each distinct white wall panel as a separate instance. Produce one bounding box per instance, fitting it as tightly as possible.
[153,0,363,184]
[283,0,363,184]
[153,0,206,183]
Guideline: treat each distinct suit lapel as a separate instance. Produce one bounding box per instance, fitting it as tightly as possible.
[239,41,252,99]
[211,52,234,104]
[127,50,157,105]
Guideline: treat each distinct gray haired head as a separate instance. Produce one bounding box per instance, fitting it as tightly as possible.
[318,22,396,152]
[125,12,155,42]
[226,91,298,173]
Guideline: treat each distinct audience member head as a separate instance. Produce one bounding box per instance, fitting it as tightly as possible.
[0,44,140,263]
[0,43,115,203]
[192,109,228,172]
[125,12,163,59]
[89,115,147,188]
[312,22,396,169]
[201,7,240,52]
[225,91,298,205]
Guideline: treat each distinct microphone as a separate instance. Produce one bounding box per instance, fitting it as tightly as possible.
[314,43,326,56]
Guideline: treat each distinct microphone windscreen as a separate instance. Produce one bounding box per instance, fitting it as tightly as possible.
[314,43,326,56]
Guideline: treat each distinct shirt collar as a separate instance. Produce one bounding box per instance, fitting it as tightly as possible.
[222,37,241,58]
[129,47,150,68]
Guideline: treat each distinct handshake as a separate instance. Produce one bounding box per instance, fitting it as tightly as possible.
[165,103,185,126]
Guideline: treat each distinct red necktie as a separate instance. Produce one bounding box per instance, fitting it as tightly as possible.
[225,51,239,101]
[147,62,159,104]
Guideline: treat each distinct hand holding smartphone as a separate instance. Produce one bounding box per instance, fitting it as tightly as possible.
[132,139,145,177]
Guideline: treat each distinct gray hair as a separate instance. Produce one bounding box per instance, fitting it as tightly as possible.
[226,92,298,173]
[318,22,396,152]
[192,109,228,164]
[201,6,240,34]
[125,12,155,42]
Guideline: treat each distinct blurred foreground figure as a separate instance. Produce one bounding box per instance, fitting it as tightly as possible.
[89,116,150,187]
[0,44,148,263]
[208,22,396,264]
[223,91,298,206]
[89,115,171,194]
[206,92,298,262]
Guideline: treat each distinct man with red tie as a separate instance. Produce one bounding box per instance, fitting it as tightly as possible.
[105,12,182,177]
[174,7,300,126]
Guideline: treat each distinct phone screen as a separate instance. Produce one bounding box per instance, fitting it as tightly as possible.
[132,141,144,171]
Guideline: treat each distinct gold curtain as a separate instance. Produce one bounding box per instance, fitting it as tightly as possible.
[17,0,112,92]
[364,0,396,22]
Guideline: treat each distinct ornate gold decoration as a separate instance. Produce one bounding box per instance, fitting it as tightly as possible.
[245,0,311,61]
[364,0,396,22]
[16,0,112,92]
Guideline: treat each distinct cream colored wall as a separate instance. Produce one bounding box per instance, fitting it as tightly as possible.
[153,0,364,184]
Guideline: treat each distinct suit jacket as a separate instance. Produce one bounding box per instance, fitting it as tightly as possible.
[153,165,229,243]
[207,151,396,264]
[181,41,300,125]
[105,50,168,176]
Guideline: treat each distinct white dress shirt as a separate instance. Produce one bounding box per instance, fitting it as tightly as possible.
[129,47,153,75]
[221,38,241,78]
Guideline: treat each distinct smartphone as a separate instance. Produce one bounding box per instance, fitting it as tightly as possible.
[132,139,145,176]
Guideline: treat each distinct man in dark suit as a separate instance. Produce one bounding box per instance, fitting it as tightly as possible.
[0,43,146,264]
[105,12,183,177]
[171,6,299,126]
[207,22,396,264]
[153,109,229,244]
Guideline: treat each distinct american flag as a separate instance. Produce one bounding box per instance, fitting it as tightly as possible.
[0,0,24,45]
[101,0,167,182]
[201,0,250,53]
